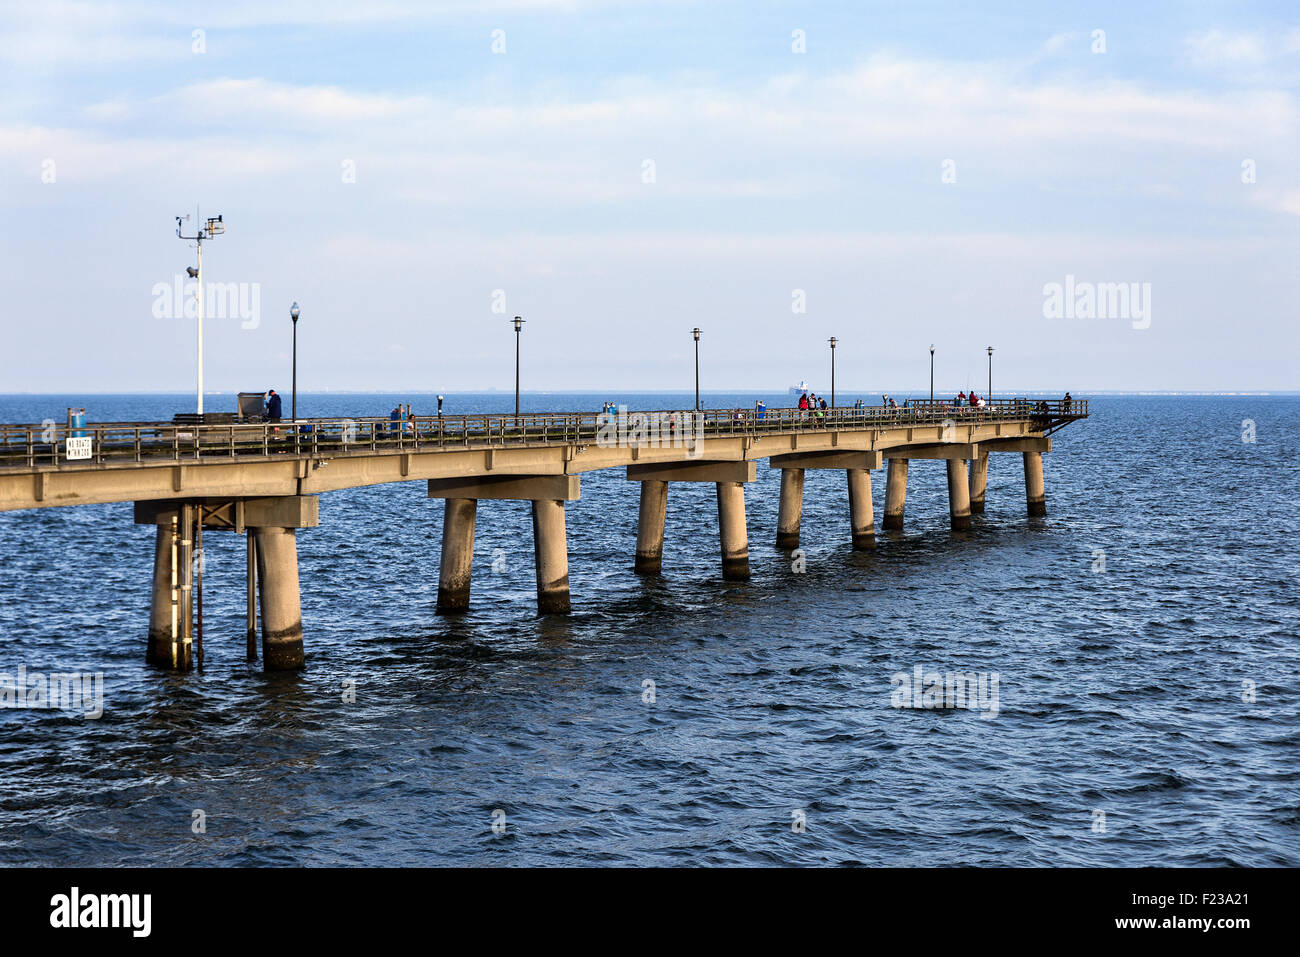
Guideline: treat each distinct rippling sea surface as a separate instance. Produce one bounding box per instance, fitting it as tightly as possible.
[0,392,1296,866]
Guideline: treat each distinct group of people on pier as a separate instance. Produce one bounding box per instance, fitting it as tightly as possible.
[797,391,829,418]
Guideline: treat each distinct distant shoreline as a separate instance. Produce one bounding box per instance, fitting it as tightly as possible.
[0,390,1291,398]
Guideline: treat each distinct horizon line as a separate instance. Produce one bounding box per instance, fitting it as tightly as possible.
[0,389,1293,397]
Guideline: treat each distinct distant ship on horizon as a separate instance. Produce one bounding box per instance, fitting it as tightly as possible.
[788,379,810,395]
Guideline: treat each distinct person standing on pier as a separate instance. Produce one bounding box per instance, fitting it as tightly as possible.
[265,389,282,423]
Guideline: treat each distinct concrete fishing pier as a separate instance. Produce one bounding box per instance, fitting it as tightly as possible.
[0,398,1087,671]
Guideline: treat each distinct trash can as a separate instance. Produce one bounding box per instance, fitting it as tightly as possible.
[237,392,265,423]
[66,408,87,437]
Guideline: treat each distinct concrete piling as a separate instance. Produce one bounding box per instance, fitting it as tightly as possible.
[634,480,668,574]
[884,458,909,531]
[245,529,258,660]
[775,468,804,549]
[1024,451,1047,516]
[429,476,578,615]
[946,459,972,530]
[716,481,750,581]
[146,522,175,666]
[436,497,477,613]
[846,467,876,549]
[968,454,989,515]
[531,498,571,613]
[254,525,304,670]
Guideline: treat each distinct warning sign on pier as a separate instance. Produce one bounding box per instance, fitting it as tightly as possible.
[65,437,92,460]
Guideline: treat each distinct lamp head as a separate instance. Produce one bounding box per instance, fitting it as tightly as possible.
[290,301,300,322]
[692,327,701,341]
[987,345,993,356]
[512,316,523,332]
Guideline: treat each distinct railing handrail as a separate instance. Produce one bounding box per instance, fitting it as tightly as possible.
[0,398,1087,472]
[0,397,1086,430]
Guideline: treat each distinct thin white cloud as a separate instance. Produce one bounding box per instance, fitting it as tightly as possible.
[1184,26,1300,74]
[82,99,131,122]
[159,79,431,125]
[4,55,1295,211]
[110,57,1300,151]
[1248,187,1300,217]
[1042,32,1074,55]
[1187,29,1270,66]
[0,0,681,63]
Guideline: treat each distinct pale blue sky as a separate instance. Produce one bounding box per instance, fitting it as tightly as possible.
[1,0,1297,394]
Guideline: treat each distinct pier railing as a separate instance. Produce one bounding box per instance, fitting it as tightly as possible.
[0,398,1086,471]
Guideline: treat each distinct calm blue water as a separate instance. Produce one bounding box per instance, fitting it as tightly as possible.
[0,393,1296,866]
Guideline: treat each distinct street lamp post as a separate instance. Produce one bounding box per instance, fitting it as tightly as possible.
[987,345,994,399]
[828,336,837,411]
[692,328,701,412]
[929,344,935,404]
[290,302,300,421]
[175,212,224,415]
[512,316,525,416]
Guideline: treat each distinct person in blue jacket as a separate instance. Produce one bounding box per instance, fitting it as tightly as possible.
[265,389,282,422]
